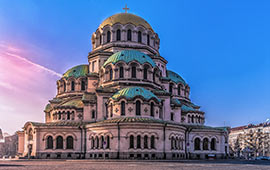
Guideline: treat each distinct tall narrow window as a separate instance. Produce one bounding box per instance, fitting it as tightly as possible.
[131,66,136,78]
[110,103,113,117]
[116,29,121,41]
[58,112,61,120]
[191,115,194,123]
[107,31,111,43]
[91,137,95,149]
[147,34,150,45]
[67,111,70,120]
[66,136,74,149]
[56,136,63,149]
[178,85,181,95]
[150,102,154,117]
[92,110,95,119]
[127,29,132,41]
[92,61,95,72]
[144,136,148,149]
[81,80,85,91]
[169,83,173,94]
[96,136,99,149]
[151,135,155,149]
[119,66,124,78]
[63,81,66,92]
[138,31,142,43]
[171,137,174,150]
[130,135,134,148]
[143,67,148,80]
[71,81,75,91]
[99,35,102,45]
[101,136,104,149]
[109,68,113,80]
[47,136,53,149]
[153,71,156,82]
[136,101,141,116]
[171,112,174,121]
[121,101,125,116]
[106,136,110,149]
[194,138,201,150]
[137,135,141,148]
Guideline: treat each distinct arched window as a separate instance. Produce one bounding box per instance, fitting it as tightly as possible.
[151,135,155,149]
[127,29,132,41]
[171,137,174,150]
[211,138,216,150]
[67,111,70,120]
[203,138,209,150]
[101,136,104,149]
[171,112,174,121]
[91,137,95,149]
[131,66,136,78]
[56,136,63,149]
[71,81,75,91]
[106,136,110,149]
[138,31,142,43]
[107,31,111,43]
[144,135,148,149]
[178,85,181,95]
[96,136,99,149]
[47,136,53,149]
[121,101,125,116]
[147,34,150,45]
[66,136,74,149]
[99,35,102,45]
[191,115,194,123]
[58,112,61,120]
[91,110,95,119]
[109,68,113,80]
[143,66,148,80]
[169,83,173,94]
[129,135,134,148]
[194,138,201,150]
[137,135,141,148]
[153,71,156,82]
[110,103,113,117]
[116,29,121,41]
[119,66,124,78]
[136,100,141,116]
[63,81,66,92]
[150,102,154,117]
[81,80,86,91]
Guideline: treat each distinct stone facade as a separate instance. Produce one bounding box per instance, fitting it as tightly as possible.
[17,12,228,159]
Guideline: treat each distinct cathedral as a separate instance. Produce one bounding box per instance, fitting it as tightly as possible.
[17,11,229,160]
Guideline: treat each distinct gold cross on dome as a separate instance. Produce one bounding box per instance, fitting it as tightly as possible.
[123,4,129,13]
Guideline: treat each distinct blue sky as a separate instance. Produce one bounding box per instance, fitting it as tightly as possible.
[0,0,269,133]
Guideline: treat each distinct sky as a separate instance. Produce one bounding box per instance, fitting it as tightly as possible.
[0,0,269,134]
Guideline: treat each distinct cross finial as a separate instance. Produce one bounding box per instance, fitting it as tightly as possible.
[123,4,129,13]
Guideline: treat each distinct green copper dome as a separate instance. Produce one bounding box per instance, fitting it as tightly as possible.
[111,87,160,102]
[167,70,186,85]
[103,50,156,67]
[63,64,89,78]
[181,105,196,112]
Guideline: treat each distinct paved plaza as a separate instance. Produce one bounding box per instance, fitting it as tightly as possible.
[0,160,270,170]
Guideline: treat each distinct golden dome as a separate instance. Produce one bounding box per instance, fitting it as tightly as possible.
[99,13,154,32]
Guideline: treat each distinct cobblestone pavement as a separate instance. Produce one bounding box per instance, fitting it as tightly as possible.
[0,159,270,170]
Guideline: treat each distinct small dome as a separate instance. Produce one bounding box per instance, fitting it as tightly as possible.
[167,70,186,85]
[111,87,160,102]
[103,50,156,67]
[63,64,89,78]
[99,13,154,32]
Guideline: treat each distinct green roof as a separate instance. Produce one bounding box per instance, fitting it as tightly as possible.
[103,50,156,67]
[171,98,182,106]
[111,87,160,102]
[63,64,89,78]
[181,104,197,112]
[44,104,52,112]
[61,98,84,108]
[167,70,186,85]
